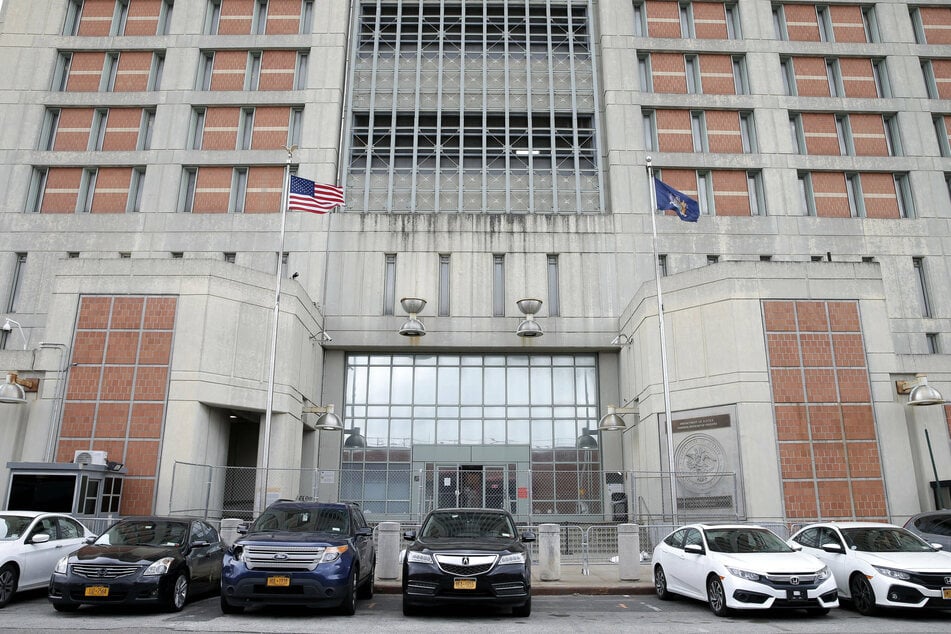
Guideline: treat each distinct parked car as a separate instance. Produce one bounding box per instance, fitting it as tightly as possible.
[220,500,375,615]
[903,511,951,551]
[0,511,94,608]
[651,523,838,617]
[789,522,951,615]
[48,516,224,612]
[401,507,534,617]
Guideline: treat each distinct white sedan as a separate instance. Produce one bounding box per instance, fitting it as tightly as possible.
[651,524,838,616]
[0,511,94,608]
[789,522,951,615]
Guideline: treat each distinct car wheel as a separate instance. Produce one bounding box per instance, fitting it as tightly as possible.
[339,566,357,616]
[166,572,188,612]
[706,575,730,617]
[512,596,531,617]
[806,607,830,616]
[357,559,375,599]
[0,564,19,608]
[849,574,878,616]
[654,565,673,600]
[52,602,79,613]
[219,593,242,614]
[402,593,420,617]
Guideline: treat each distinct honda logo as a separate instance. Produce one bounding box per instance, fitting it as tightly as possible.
[462,557,470,566]
[789,576,800,585]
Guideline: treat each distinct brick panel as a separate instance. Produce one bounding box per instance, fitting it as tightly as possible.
[657,168,697,201]
[73,330,106,364]
[692,2,728,40]
[646,1,682,38]
[259,50,297,90]
[705,110,742,153]
[78,297,112,328]
[251,107,292,150]
[842,405,876,440]
[847,442,882,478]
[860,172,900,219]
[817,480,853,517]
[838,368,871,402]
[792,57,830,97]
[711,170,749,216]
[832,333,865,367]
[771,368,805,403]
[829,5,867,43]
[145,297,177,329]
[67,52,106,92]
[66,366,102,400]
[100,366,135,400]
[124,440,160,475]
[780,443,815,479]
[202,107,240,150]
[103,108,144,151]
[53,109,95,151]
[828,301,860,331]
[801,113,840,155]
[931,59,951,100]
[849,114,887,156]
[95,402,132,438]
[797,302,829,332]
[134,367,169,401]
[767,333,800,367]
[244,166,285,213]
[808,405,843,440]
[784,4,821,42]
[840,58,877,98]
[651,53,687,94]
[775,405,809,441]
[90,167,132,213]
[40,167,82,213]
[851,479,887,517]
[655,109,692,152]
[56,440,91,463]
[77,0,115,37]
[60,402,95,438]
[113,297,145,328]
[804,368,837,403]
[211,51,248,91]
[699,54,735,95]
[193,167,233,213]
[139,331,173,364]
[919,7,951,45]
[121,479,156,515]
[266,0,304,35]
[763,301,797,331]
[813,443,847,478]
[783,481,818,519]
[810,171,851,218]
[114,51,153,92]
[106,331,141,364]
[130,403,165,438]
[219,0,255,35]
[800,333,832,366]
[125,0,163,36]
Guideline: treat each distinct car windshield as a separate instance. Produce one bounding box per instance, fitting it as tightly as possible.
[0,515,33,541]
[96,520,187,547]
[841,527,934,552]
[250,507,350,534]
[705,528,793,553]
[420,510,517,539]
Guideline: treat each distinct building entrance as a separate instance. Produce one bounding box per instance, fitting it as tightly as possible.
[436,464,509,510]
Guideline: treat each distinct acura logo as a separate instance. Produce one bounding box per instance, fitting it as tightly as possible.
[462,557,470,566]
[789,576,800,585]
[273,553,289,560]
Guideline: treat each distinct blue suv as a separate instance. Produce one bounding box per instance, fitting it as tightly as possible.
[220,501,375,615]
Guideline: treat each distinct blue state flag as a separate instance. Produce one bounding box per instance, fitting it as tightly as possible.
[654,177,700,222]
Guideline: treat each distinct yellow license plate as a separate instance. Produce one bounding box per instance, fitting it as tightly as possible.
[453,578,477,590]
[84,586,109,597]
[943,587,951,600]
[266,576,291,587]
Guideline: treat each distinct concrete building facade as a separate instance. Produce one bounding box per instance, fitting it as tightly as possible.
[0,0,949,528]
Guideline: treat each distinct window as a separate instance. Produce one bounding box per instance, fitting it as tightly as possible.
[862,256,875,263]
[493,254,505,317]
[190,108,206,150]
[79,169,98,213]
[180,167,197,212]
[690,111,707,152]
[254,0,268,35]
[790,114,804,153]
[128,167,145,212]
[934,116,950,156]
[884,114,901,156]
[139,109,156,150]
[740,112,756,153]
[230,168,248,212]
[68,252,80,259]
[633,2,646,37]
[64,0,82,36]
[696,171,712,216]
[246,52,262,90]
[680,3,695,38]
[913,257,932,317]
[40,109,60,151]
[207,0,221,35]
[895,173,915,219]
[198,52,214,90]
[158,0,174,35]
[639,55,652,92]
[780,57,795,96]
[53,53,72,91]
[862,6,879,43]
[811,255,824,262]
[872,59,889,97]
[91,109,108,151]
[748,171,765,215]
[926,333,940,354]
[27,169,47,213]
[171,252,183,259]
[295,52,308,90]
[643,110,656,152]
[911,7,926,44]
[149,53,165,91]
[438,254,450,317]
[826,59,843,97]
[760,255,772,262]
[658,254,668,277]
[836,115,851,155]
[103,53,119,91]
[772,5,787,40]
[685,55,699,94]
[816,5,832,42]
[289,108,303,146]
[845,173,863,217]
[706,255,719,264]
[7,253,27,312]
[923,60,939,99]
[100,477,122,514]
[239,108,254,150]
[725,3,740,39]
[547,254,560,317]
[301,0,314,34]
[383,254,396,316]
[798,172,816,216]
[115,0,130,36]
[224,252,236,263]
[732,56,749,94]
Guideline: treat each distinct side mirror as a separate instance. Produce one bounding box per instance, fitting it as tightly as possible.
[820,543,844,554]
[30,533,51,544]
[236,524,249,535]
[521,531,536,543]
[931,543,944,551]
[684,543,704,555]
[85,535,97,544]
[355,527,373,537]
[788,542,803,551]
[403,529,417,541]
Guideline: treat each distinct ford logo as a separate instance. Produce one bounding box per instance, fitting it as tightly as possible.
[274,553,289,560]
[789,576,800,585]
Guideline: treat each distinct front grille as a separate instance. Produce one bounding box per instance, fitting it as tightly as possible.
[492,581,528,597]
[762,572,819,587]
[434,554,498,576]
[71,564,141,579]
[906,571,951,590]
[242,544,325,571]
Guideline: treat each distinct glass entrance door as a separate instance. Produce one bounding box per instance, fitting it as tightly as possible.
[435,465,508,510]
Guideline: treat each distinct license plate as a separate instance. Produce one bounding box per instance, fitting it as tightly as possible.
[266,576,291,587]
[453,578,477,590]
[84,585,109,597]
[943,587,951,600]
[786,588,806,601]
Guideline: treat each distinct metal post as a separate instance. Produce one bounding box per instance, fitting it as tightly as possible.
[925,428,944,509]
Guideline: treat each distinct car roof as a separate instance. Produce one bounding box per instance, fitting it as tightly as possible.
[114,516,201,523]
[426,508,512,514]
[676,524,768,530]
[797,521,902,530]
[1,510,46,518]
[906,511,951,519]
[266,501,350,510]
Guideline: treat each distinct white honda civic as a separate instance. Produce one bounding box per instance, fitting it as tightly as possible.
[788,522,951,615]
[651,524,839,617]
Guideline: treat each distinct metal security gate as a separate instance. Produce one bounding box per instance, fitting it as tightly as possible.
[434,464,509,510]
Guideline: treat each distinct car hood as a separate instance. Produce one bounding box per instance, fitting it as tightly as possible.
[236,530,351,546]
[857,550,951,571]
[70,544,181,564]
[412,537,524,553]
[713,551,825,573]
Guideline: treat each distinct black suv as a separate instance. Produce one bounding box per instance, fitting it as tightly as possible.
[220,501,375,615]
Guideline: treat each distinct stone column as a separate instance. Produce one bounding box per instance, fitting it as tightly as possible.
[617,523,640,580]
[376,521,402,580]
[538,523,561,581]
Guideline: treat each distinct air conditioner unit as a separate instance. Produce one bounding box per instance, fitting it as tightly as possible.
[74,450,108,466]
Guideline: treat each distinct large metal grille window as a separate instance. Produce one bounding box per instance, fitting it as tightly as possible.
[345,1,604,213]
[341,353,601,516]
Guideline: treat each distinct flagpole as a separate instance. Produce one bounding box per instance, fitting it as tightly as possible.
[258,147,294,514]
[647,156,679,526]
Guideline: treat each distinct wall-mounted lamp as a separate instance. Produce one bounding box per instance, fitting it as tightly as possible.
[344,427,367,449]
[2,318,28,349]
[576,428,599,449]
[611,334,631,346]
[302,404,343,431]
[896,374,946,407]
[598,405,638,432]
[398,297,427,337]
[0,372,39,405]
[310,330,333,344]
[515,298,543,337]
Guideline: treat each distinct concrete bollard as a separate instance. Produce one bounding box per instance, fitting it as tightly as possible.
[617,523,640,581]
[376,521,402,580]
[219,518,244,547]
[538,523,561,581]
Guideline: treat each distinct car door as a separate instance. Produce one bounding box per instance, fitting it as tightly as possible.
[660,529,698,598]
[677,528,708,598]
[19,517,63,588]
[350,507,374,582]
[817,527,851,593]
[185,521,215,590]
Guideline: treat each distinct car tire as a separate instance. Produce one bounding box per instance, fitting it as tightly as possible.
[357,559,375,599]
[219,593,243,614]
[512,596,531,617]
[654,565,674,601]
[0,564,18,609]
[402,594,420,617]
[339,566,357,616]
[849,573,878,616]
[706,575,730,617]
[52,602,79,613]
[166,572,188,612]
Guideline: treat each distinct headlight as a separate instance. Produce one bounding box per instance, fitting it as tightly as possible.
[320,545,348,563]
[726,567,761,582]
[54,556,69,575]
[231,545,243,562]
[498,552,526,566]
[406,551,434,564]
[144,557,174,576]
[872,565,911,580]
[816,566,831,581]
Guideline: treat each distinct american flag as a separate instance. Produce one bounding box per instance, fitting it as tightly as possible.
[288,175,345,214]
